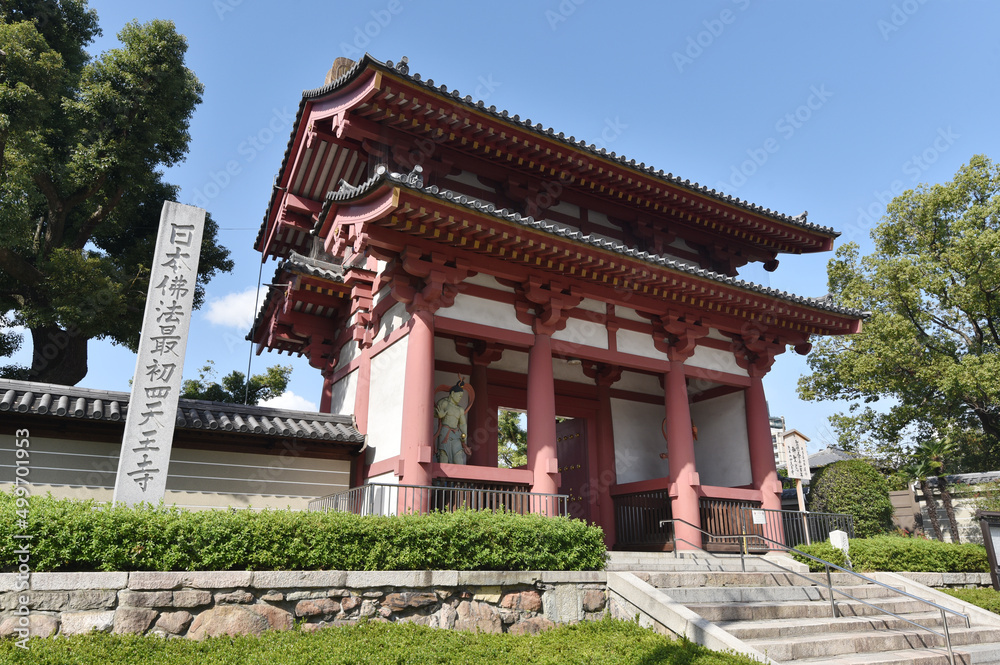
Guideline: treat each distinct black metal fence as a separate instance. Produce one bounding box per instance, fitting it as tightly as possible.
[739,506,854,549]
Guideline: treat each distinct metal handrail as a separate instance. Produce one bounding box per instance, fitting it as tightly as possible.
[661,518,969,665]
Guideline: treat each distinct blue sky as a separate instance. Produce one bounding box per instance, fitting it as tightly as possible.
[13,0,1000,453]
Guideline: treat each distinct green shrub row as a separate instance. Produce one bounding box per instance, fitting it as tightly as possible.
[792,534,988,573]
[941,587,1000,614]
[0,618,762,665]
[0,493,606,572]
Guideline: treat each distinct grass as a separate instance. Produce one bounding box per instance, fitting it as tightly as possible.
[0,618,764,664]
[941,587,1000,615]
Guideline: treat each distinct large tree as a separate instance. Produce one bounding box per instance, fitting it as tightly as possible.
[180,361,291,406]
[799,155,1000,472]
[0,1,232,385]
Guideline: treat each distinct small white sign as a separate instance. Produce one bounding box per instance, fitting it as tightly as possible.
[785,436,811,480]
[830,529,850,553]
[751,509,766,525]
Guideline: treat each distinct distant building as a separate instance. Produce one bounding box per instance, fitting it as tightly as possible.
[769,415,786,466]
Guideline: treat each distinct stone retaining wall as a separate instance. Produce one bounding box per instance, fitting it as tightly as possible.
[894,572,994,588]
[0,571,607,641]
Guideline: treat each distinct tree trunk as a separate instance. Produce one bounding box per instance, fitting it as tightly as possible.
[938,476,961,544]
[919,478,943,541]
[28,324,89,386]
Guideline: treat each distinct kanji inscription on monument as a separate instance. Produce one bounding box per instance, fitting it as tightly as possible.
[113,202,205,505]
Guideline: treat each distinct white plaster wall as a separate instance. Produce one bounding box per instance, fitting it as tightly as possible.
[367,338,407,463]
[685,345,748,377]
[335,340,362,372]
[377,301,409,341]
[611,398,669,484]
[553,318,608,350]
[690,391,752,488]
[490,348,529,375]
[588,210,620,231]
[444,169,486,189]
[463,273,512,292]
[360,472,399,516]
[551,360,591,385]
[434,336,470,364]
[577,298,606,314]
[550,200,580,217]
[707,327,728,342]
[615,370,664,397]
[616,329,667,360]
[436,294,533,335]
[614,306,651,323]
[329,369,358,417]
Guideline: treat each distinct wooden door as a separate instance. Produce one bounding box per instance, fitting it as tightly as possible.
[556,418,591,522]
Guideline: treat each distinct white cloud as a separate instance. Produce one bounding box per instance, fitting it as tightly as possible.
[204,286,268,331]
[259,390,317,412]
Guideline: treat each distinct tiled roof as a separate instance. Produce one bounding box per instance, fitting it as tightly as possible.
[304,54,836,237]
[258,53,839,252]
[808,447,860,469]
[317,167,866,320]
[0,379,363,445]
[248,251,347,342]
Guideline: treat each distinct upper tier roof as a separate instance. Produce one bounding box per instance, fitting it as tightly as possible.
[256,54,838,259]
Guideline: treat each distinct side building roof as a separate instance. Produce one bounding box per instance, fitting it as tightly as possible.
[0,379,363,445]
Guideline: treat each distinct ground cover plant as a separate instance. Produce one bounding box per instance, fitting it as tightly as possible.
[0,493,606,572]
[0,619,763,665]
[793,534,988,573]
[941,588,1000,615]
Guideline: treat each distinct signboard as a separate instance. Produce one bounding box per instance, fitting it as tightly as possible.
[785,435,811,480]
[751,509,766,525]
[112,202,205,506]
[978,510,1000,591]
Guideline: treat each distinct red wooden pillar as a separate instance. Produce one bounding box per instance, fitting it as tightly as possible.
[399,307,435,489]
[461,342,502,468]
[746,373,782,513]
[664,359,702,550]
[587,363,622,549]
[527,332,558,513]
[320,374,333,413]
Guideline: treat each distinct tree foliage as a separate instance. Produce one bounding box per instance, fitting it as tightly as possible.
[807,459,894,538]
[180,361,291,406]
[799,155,1000,472]
[498,409,527,468]
[0,1,232,385]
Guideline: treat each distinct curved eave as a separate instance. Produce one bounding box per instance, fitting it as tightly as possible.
[319,171,863,337]
[300,54,838,248]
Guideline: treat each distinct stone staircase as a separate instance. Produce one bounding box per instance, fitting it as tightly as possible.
[606,552,1000,665]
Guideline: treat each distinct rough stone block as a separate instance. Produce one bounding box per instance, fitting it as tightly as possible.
[0,614,59,638]
[119,590,173,608]
[383,592,438,610]
[500,590,542,613]
[340,595,360,611]
[188,605,269,640]
[154,611,193,635]
[215,590,254,604]
[582,589,606,613]
[60,610,115,635]
[172,590,213,608]
[260,592,283,602]
[544,585,581,623]
[455,600,501,633]
[252,603,294,631]
[129,571,252,590]
[473,586,502,603]
[0,575,25,593]
[252,571,346,589]
[508,615,555,635]
[30,572,128,591]
[285,590,329,601]
[294,598,340,618]
[113,607,158,635]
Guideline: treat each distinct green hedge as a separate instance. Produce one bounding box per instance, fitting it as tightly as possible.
[807,459,894,537]
[792,535,988,573]
[0,618,763,665]
[0,493,606,572]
